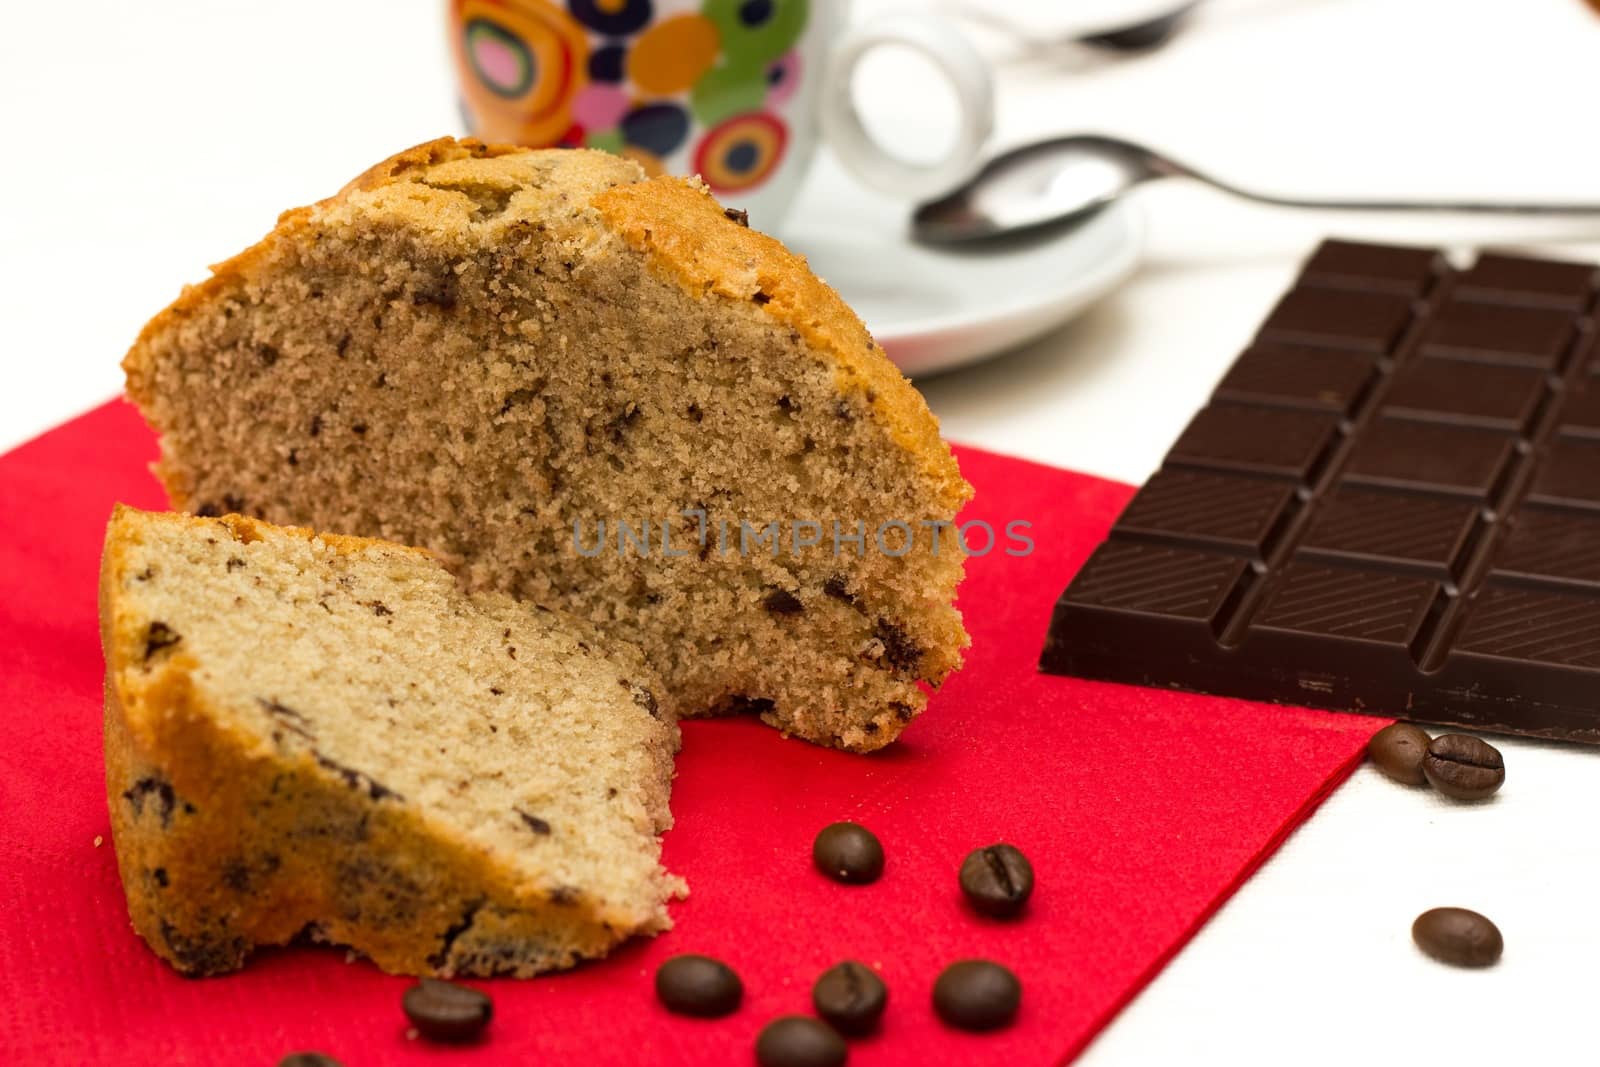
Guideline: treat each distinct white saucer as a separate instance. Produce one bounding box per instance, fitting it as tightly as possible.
[781,153,1144,378]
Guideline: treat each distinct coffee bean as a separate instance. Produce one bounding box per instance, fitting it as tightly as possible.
[1412,907,1503,967]
[812,822,884,884]
[401,977,492,1043]
[811,960,888,1035]
[959,844,1034,918]
[1422,734,1505,800]
[932,959,1021,1031]
[277,1055,343,1067]
[654,954,743,1017]
[1367,722,1432,785]
[755,1016,848,1067]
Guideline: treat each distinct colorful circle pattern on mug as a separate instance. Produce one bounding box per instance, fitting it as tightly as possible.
[453,0,809,193]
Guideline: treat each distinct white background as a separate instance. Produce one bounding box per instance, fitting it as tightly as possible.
[4,0,1600,1062]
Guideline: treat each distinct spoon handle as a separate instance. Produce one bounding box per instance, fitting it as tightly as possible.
[1196,174,1600,216]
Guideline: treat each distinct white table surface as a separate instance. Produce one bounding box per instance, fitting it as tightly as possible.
[5,1,1600,1062]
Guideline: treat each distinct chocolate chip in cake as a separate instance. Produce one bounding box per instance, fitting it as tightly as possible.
[753,290,772,305]
[607,403,641,443]
[1422,734,1505,800]
[655,954,744,1017]
[143,622,182,661]
[1412,907,1503,967]
[812,960,888,1035]
[402,978,493,1042]
[158,919,250,976]
[412,270,459,310]
[873,619,922,673]
[932,960,1021,1031]
[122,776,177,825]
[498,387,540,415]
[812,822,884,884]
[822,574,855,603]
[1367,723,1432,786]
[724,207,750,227]
[959,844,1034,919]
[763,589,805,616]
[313,752,400,801]
[623,680,661,718]
[719,694,776,716]
[518,811,552,835]
[257,344,280,367]
[258,698,314,740]
[755,1016,847,1067]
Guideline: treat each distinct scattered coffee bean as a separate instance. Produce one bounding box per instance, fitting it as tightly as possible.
[1412,907,1503,968]
[1367,722,1432,785]
[932,960,1021,1031]
[654,954,744,1017]
[959,843,1034,918]
[277,1055,343,1067]
[811,960,888,1035]
[1422,734,1505,800]
[401,977,493,1043]
[812,822,884,884]
[755,1016,848,1067]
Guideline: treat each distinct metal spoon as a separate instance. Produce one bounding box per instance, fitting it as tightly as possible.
[949,1,1202,56]
[913,133,1600,245]
[1076,1,1201,51]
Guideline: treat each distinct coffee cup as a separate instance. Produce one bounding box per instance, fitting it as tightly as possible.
[449,0,994,226]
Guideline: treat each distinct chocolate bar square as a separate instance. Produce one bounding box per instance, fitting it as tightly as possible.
[1526,438,1600,511]
[1299,488,1480,579]
[1493,507,1600,592]
[1168,403,1341,482]
[1214,344,1378,415]
[1341,419,1516,499]
[1112,469,1298,559]
[1419,298,1575,368]
[1558,387,1600,439]
[1258,288,1415,353]
[1059,541,1250,638]
[1381,358,1546,432]
[1455,252,1598,312]
[1300,239,1443,296]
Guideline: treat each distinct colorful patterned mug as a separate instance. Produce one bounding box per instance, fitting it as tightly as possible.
[449,0,994,226]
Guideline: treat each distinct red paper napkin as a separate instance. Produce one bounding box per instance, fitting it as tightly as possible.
[0,401,1382,1064]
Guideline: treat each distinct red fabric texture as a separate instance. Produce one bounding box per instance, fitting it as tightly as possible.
[0,401,1382,1064]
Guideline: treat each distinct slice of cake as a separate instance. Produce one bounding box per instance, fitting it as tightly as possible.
[101,505,682,977]
[122,137,972,752]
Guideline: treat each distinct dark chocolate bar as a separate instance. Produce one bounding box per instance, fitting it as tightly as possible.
[1040,239,1600,742]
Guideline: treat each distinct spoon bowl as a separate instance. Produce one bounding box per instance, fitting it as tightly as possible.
[914,135,1179,243]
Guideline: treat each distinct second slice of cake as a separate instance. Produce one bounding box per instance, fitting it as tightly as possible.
[102,505,682,977]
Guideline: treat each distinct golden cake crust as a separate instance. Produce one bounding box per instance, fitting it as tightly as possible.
[125,138,970,516]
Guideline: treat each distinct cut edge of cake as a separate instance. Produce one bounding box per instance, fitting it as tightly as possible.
[101,504,685,977]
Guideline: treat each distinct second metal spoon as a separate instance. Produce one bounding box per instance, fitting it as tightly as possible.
[912,133,1600,245]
